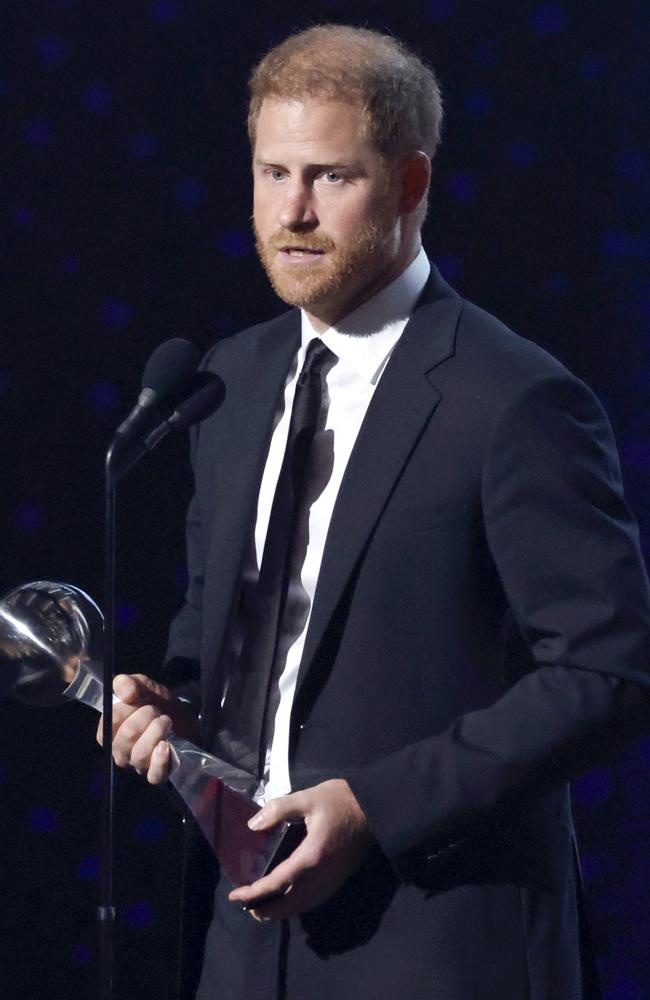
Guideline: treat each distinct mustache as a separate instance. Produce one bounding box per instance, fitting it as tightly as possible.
[264,232,336,253]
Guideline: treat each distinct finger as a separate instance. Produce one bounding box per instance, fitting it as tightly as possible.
[248,790,309,832]
[96,699,139,746]
[113,673,171,707]
[130,714,172,772]
[229,837,317,907]
[111,704,164,767]
[146,740,172,785]
[247,880,321,922]
[246,881,297,922]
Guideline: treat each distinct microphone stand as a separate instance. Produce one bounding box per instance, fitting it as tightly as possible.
[98,437,126,1000]
[99,432,150,1000]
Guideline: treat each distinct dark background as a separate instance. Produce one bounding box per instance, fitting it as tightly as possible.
[2,1,649,998]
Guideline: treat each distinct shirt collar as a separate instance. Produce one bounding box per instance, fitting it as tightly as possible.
[300,247,430,385]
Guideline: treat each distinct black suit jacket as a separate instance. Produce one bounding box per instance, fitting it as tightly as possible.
[166,267,650,1000]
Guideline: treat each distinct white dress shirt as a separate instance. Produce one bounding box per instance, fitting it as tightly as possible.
[251,248,430,802]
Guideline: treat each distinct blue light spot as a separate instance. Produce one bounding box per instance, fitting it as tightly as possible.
[35,36,71,67]
[122,901,154,930]
[601,227,650,259]
[633,366,650,389]
[603,975,646,1000]
[8,206,35,228]
[61,254,79,274]
[89,769,120,791]
[131,134,160,160]
[116,602,140,629]
[618,150,645,182]
[426,0,454,20]
[134,817,165,843]
[151,0,182,22]
[29,806,58,833]
[578,847,616,884]
[76,855,100,881]
[473,40,497,67]
[217,228,253,259]
[82,82,113,115]
[581,54,606,79]
[100,297,133,329]
[89,771,103,796]
[464,90,488,117]
[601,228,632,257]
[572,767,612,806]
[448,171,478,203]
[72,943,92,967]
[22,119,54,146]
[435,255,461,283]
[508,140,537,166]
[175,178,207,210]
[531,3,567,35]
[621,441,650,473]
[16,503,44,532]
[545,272,569,295]
[88,381,120,415]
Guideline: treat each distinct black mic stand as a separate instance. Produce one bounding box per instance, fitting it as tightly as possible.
[98,435,132,1000]
[100,429,154,1000]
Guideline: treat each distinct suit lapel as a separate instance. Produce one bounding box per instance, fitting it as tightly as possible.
[297,274,463,693]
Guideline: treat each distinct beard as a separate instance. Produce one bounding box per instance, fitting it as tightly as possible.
[253,217,398,319]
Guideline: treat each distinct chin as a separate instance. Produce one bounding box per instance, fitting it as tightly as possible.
[267,269,343,312]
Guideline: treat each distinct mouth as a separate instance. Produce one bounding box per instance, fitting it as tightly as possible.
[278,246,326,259]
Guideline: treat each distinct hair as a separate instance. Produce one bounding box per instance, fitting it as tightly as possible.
[247,24,443,162]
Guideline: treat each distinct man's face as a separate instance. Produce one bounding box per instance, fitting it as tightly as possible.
[253,98,404,329]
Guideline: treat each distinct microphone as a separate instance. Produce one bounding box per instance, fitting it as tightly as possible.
[109,373,224,480]
[115,338,201,440]
[144,373,225,450]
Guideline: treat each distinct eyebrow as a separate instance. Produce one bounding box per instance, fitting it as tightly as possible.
[254,158,361,171]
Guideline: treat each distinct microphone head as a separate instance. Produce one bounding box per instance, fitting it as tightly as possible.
[170,373,225,430]
[142,338,201,399]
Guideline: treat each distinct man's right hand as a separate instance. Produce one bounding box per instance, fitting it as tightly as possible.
[96,673,200,784]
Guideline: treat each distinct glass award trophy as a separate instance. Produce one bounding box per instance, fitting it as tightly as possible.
[0,580,303,887]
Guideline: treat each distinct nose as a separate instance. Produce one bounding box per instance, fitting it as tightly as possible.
[278,178,318,231]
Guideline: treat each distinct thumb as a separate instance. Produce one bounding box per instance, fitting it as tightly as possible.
[113,673,170,706]
[248,791,306,831]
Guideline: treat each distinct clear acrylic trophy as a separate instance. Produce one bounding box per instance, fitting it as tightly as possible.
[0,580,302,887]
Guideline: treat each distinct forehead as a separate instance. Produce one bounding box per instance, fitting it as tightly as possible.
[254,98,375,160]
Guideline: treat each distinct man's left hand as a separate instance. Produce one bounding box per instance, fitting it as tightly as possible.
[228,778,373,921]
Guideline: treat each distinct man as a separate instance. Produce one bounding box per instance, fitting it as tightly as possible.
[101,25,650,1000]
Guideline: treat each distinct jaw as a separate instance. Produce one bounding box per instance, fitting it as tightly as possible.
[255,214,414,327]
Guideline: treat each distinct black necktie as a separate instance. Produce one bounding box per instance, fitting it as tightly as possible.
[221,338,337,778]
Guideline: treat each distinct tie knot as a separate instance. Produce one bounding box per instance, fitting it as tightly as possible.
[299,339,337,382]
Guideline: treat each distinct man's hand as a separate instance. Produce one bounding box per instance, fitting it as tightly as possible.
[228,778,374,921]
[96,673,200,784]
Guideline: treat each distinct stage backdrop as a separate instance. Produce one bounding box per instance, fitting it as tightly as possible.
[2,2,649,998]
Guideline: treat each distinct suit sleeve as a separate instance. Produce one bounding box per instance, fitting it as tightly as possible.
[159,402,209,707]
[344,374,650,868]
[159,340,226,706]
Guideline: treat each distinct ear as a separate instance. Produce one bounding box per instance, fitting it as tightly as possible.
[398,151,431,215]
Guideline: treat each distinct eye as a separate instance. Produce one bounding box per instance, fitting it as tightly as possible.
[266,168,286,182]
[323,170,343,183]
